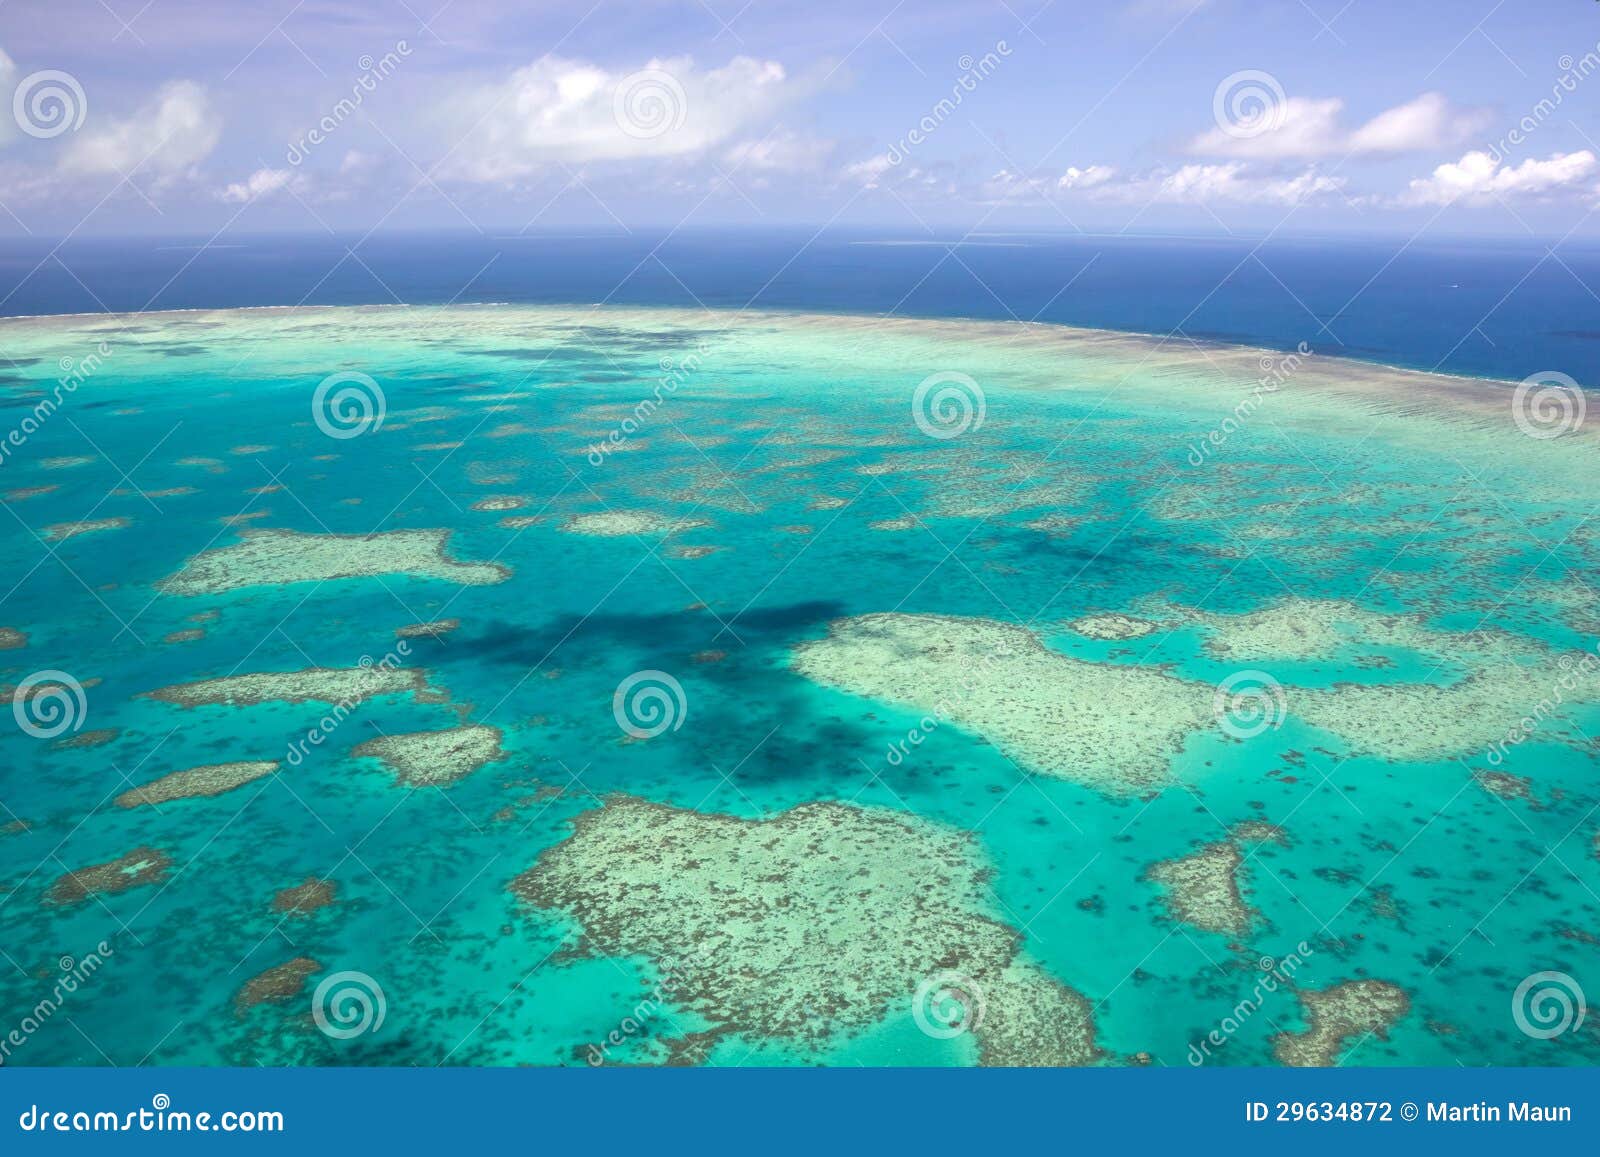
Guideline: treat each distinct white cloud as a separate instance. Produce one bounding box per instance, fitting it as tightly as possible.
[723,129,833,172]
[441,55,805,181]
[1191,91,1487,159]
[340,149,379,174]
[1125,163,1345,205]
[59,80,220,181]
[1397,149,1598,206]
[980,168,1053,201]
[982,162,1341,206]
[843,153,896,188]
[1346,92,1480,153]
[218,167,300,203]
[1058,165,1116,190]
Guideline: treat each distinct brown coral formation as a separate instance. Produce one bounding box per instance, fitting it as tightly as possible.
[353,724,507,787]
[271,877,338,916]
[395,619,460,640]
[1272,980,1411,1066]
[1472,769,1537,804]
[512,795,1099,1065]
[159,528,509,594]
[236,957,322,1012]
[1146,821,1291,935]
[792,613,1212,793]
[47,847,173,904]
[43,517,130,541]
[115,761,279,808]
[143,666,442,708]
[50,728,118,750]
[1066,613,1159,641]
[1146,842,1253,936]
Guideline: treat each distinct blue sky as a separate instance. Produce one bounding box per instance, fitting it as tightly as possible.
[0,0,1597,236]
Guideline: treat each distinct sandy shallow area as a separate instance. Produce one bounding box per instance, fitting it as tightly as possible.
[160,528,510,594]
[792,612,1212,794]
[143,666,444,707]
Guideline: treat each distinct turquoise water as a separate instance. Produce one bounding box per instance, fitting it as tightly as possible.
[0,304,1596,1067]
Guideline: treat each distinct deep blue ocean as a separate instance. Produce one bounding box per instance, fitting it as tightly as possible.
[0,229,1594,385]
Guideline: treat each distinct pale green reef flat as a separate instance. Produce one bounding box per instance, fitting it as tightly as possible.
[0,304,1597,1067]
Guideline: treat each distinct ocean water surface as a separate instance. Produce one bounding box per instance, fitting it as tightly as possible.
[3,229,1598,383]
[0,245,1596,1067]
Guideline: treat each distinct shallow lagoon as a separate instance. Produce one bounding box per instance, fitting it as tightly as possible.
[0,304,1596,1066]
